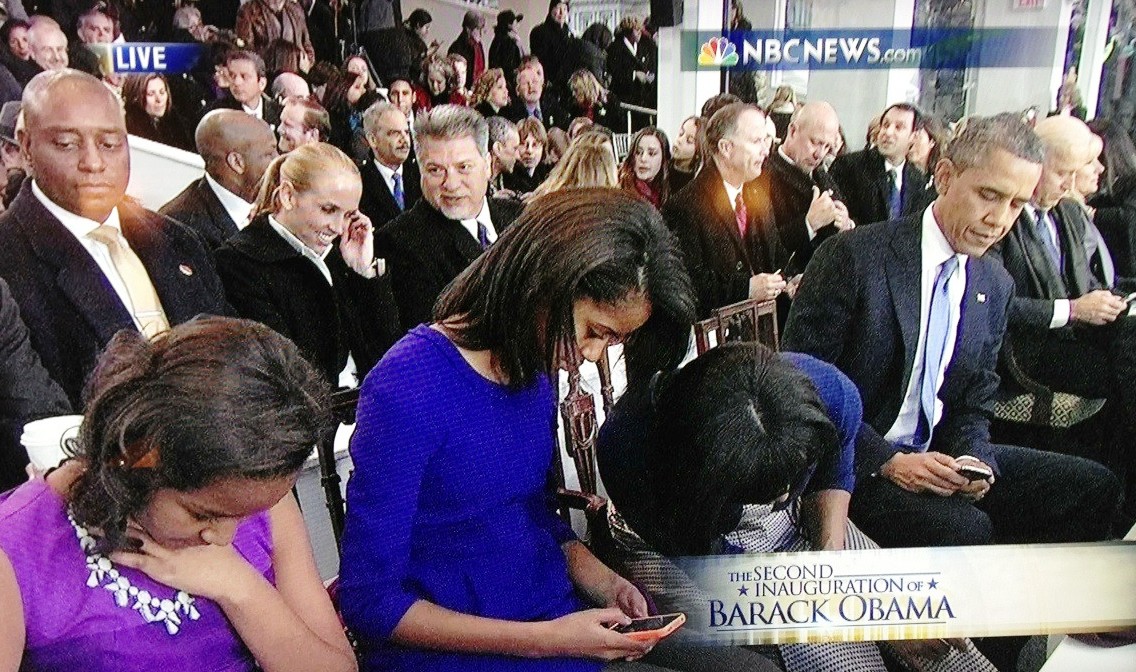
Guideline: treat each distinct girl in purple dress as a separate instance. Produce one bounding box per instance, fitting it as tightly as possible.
[0,317,357,672]
[339,188,781,672]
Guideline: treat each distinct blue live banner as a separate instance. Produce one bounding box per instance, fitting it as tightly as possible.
[683,28,1058,71]
[86,43,204,74]
[678,542,1136,644]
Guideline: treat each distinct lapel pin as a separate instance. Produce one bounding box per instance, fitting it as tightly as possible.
[179,264,194,277]
[977,293,986,303]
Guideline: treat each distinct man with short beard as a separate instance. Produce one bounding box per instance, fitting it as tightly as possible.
[375,105,522,332]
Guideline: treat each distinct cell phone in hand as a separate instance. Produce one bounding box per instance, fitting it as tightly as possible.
[609,613,686,641]
[957,464,993,482]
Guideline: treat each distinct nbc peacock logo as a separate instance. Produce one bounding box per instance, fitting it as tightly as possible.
[698,37,740,67]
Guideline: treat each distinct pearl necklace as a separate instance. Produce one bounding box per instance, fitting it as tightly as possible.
[68,513,201,635]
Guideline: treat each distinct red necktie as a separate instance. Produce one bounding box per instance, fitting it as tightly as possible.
[735,192,748,238]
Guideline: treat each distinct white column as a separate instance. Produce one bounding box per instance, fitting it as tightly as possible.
[969,0,1070,118]
[655,0,726,138]
[1078,0,1115,119]
[884,0,917,105]
[805,0,901,151]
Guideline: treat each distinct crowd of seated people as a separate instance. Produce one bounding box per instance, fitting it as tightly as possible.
[0,2,1131,671]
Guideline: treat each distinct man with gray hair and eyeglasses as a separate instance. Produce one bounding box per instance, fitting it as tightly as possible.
[375,105,522,333]
[783,114,1119,567]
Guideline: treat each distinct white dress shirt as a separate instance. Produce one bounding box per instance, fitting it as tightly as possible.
[722,179,744,211]
[31,181,146,331]
[460,199,498,245]
[374,161,404,199]
[884,205,967,446]
[1024,204,1072,328]
[268,215,358,388]
[623,37,637,56]
[241,98,264,120]
[204,173,254,230]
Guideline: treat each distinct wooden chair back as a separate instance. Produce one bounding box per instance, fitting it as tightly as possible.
[694,298,779,355]
[556,335,615,497]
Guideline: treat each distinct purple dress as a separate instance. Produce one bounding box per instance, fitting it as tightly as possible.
[0,479,275,671]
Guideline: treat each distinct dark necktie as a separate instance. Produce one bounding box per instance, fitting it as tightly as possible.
[534,106,542,122]
[912,256,959,450]
[734,192,747,238]
[1034,209,1062,272]
[887,168,902,220]
[477,219,490,250]
[391,172,404,211]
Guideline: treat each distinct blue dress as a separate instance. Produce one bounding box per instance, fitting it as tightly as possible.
[339,325,601,672]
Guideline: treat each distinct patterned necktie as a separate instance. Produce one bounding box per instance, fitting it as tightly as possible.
[1034,209,1062,272]
[887,169,902,220]
[911,256,959,450]
[534,106,542,122]
[391,172,405,211]
[734,192,748,238]
[86,225,170,339]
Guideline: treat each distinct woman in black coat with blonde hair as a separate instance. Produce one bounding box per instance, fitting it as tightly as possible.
[215,142,401,387]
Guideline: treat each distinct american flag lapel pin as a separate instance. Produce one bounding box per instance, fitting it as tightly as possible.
[977,292,987,303]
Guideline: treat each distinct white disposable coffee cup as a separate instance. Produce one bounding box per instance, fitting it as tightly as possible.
[21,415,84,472]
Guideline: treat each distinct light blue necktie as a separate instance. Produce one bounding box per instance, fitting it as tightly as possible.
[392,172,405,211]
[912,256,959,450]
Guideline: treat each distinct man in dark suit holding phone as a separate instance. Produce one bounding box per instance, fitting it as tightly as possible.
[783,114,1119,556]
[987,115,1136,474]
